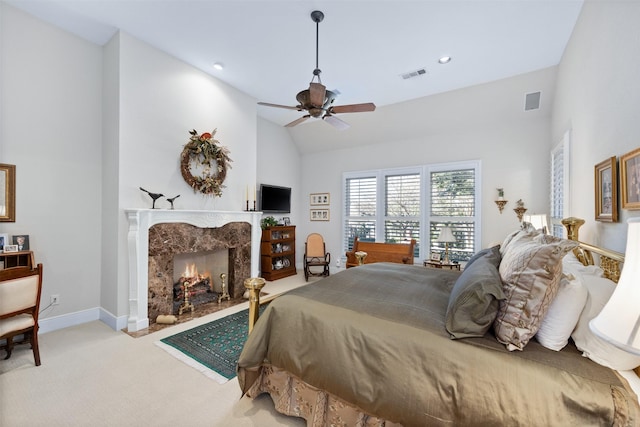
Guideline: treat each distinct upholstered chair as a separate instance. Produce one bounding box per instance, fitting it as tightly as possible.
[0,264,43,366]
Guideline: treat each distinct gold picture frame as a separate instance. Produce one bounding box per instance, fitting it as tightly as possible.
[310,209,330,221]
[595,156,618,222]
[310,193,330,206]
[620,147,640,210]
[0,164,16,222]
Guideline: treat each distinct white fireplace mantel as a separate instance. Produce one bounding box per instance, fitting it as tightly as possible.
[125,209,262,332]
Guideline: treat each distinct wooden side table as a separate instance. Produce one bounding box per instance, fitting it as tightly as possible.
[423,260,461,271]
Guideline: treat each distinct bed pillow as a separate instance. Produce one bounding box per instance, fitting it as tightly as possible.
[499,222,538,256]
[494,233,578,351]
[562,251,605,279]
[571,275,640,370]
[535,273,588,351]
[445,256,505,339]
[465,245,501,270]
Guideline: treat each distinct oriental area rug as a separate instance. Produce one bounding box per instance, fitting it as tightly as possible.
[155,304,268,383]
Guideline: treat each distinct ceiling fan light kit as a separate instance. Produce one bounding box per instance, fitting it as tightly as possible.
[258,10,375,130]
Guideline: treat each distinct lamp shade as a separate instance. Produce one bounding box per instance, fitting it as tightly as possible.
[589,218,640,355]
[523,213,549,234]
[437,226,456,243]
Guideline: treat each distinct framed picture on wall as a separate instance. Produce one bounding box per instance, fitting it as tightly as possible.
[620,147,640,210]
[310,193,330,206]
[594,156,618,222]
[310,209,330,221]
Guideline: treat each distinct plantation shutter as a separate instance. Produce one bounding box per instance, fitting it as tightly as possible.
[344,176,377,251]
[385,173,420,256]
[430,168,477,261]
[550,131,571,237]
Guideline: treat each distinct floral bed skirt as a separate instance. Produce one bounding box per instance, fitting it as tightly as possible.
[245,364,402,427]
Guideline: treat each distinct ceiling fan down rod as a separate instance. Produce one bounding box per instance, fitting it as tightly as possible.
[311,10,324,82]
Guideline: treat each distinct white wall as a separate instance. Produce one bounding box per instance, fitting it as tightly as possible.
[256,117,301,224]
[294,68,555,264]
[1,3,260,330]
[552,0,640,252]
[112,32,258,320]
[0,3,103,324]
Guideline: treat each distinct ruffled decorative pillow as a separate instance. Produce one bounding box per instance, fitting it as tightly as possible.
[494,233,578,351]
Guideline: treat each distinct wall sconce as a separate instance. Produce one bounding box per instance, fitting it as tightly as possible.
[513,199,528,222]
[495,188,508,214]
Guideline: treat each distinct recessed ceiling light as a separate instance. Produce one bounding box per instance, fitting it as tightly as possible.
[438,56,452,64]
[213,62,224,71]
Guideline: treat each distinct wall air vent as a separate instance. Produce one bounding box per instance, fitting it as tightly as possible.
[524,91,541,111]
[400,68,427,80]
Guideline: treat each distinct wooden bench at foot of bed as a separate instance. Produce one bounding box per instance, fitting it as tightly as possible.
[345,237,416,268]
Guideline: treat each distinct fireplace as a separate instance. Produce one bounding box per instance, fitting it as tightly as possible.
[147,222,250,322]
[125,209,262,332]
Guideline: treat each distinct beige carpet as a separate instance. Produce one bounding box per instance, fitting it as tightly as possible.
[0,272,320,427]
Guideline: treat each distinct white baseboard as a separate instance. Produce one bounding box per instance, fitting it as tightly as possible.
[39,307,127,334]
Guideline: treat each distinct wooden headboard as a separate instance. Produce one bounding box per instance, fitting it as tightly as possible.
[561,217,624,283]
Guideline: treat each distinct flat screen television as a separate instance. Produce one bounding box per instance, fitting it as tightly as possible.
[259,184,291,213]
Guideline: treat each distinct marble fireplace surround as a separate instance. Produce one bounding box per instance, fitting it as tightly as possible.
[125,209,262,332]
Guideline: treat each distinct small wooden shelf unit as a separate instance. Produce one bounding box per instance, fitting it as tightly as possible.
[260,225,296,281]
[0,250,35,269]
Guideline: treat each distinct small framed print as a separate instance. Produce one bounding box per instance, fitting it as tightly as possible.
[621,147,640,210]
[3,244,18,253]
[430,252,441,262]
[310,209,330,221]
[595,157,618,222]
[0,233,7,250]
[282,217,291,226]
[12,234,29,251]
[310,193,330,206]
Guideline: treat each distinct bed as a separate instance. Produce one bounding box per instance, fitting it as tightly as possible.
[237,218,640,426]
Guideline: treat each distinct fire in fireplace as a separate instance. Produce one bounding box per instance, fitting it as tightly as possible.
[172,250,227,314]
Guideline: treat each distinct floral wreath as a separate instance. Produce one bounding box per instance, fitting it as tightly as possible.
[180,129,232,196]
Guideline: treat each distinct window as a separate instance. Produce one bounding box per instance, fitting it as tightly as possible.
[550,131,571,237]
[428,164,479,262]
[343,161,480,262]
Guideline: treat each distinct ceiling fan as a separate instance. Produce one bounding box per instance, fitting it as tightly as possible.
[258,10,376,130]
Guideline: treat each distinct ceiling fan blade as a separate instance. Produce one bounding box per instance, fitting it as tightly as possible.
[285,115,310,128]
[258,102,301,111]
[309,82,326,107]
[323,114,350,130]
[330,102,376,114]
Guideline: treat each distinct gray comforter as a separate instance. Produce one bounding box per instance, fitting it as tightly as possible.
[238,263,639,426]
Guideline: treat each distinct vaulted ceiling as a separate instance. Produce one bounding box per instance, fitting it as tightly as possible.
[7,0,583,151]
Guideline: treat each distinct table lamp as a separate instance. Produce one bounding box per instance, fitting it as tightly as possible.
[589,217,640,355]
[437,226,456,264]
[523,213,549,234]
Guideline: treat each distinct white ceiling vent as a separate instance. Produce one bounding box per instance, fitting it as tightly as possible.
[400,68,427,80]
[524,91,541,111]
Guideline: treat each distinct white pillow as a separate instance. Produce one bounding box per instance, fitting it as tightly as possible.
[571,275,640,370]
[536,274,588,351]
[562,251,604,279]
